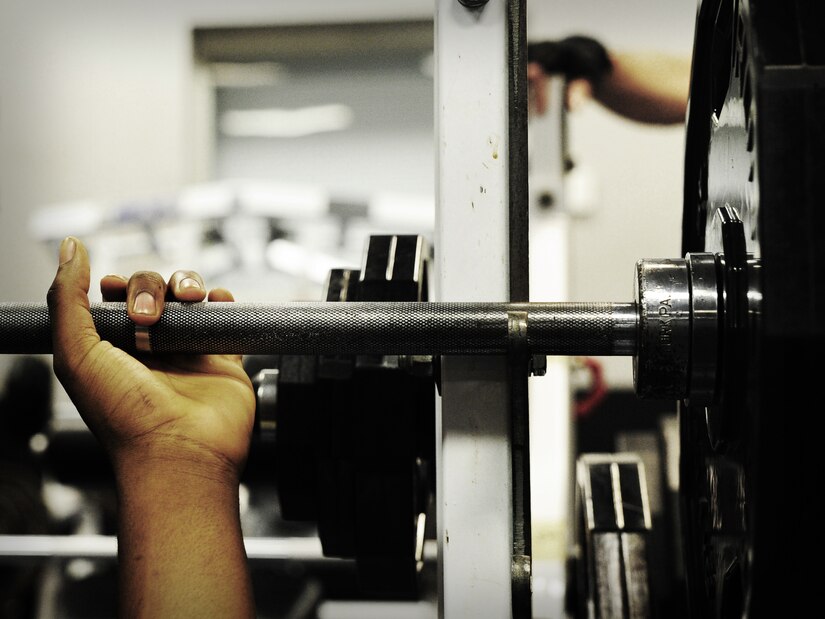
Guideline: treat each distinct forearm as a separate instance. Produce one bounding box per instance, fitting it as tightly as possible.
[114,455,255,618]
[595,51,691,124]
[48,238,256,616]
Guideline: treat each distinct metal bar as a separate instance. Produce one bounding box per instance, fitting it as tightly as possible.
[506,2,531,615]
[0,301,638,356]
[0,535,325,561]
[507,0,530,301]
[0,535,439,564]
[508,0,529,303]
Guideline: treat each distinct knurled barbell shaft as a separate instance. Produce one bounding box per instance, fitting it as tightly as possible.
[0,301,638,356]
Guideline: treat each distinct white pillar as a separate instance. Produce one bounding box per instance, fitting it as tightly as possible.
[528,76,573,619]
[434,1,513,617]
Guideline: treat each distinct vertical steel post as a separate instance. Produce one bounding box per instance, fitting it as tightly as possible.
[506,2,532,617]
[434,0,530,616]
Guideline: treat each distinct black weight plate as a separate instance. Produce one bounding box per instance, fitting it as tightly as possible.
[680,1,824,616]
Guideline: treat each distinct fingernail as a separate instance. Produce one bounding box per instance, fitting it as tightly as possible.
[178,277,201,291]
[133,291,157,315]
[59,237,76,265]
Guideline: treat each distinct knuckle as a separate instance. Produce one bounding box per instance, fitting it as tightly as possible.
[130,270,164,285]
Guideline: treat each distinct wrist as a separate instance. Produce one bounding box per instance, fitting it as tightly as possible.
[112,437,243,496]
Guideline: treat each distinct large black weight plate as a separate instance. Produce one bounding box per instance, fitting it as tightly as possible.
[681,1,824,616]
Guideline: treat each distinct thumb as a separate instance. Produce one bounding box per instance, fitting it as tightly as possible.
[47,237,101,381]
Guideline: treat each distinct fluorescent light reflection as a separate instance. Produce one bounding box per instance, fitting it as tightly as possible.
[211,62,286,88]
[266,238,346,284]
[221,104,354,138]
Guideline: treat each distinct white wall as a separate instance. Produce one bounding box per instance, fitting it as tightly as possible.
[0,0,435,303]
[0,0,698,389]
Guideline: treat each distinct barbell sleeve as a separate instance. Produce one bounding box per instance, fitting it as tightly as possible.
[0,301,638,357]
